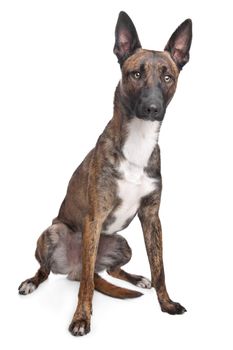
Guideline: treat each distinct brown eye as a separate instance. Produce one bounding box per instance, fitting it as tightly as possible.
[132,71,141,80]
[164,75,171,83]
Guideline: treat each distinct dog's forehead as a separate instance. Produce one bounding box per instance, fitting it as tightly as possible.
[123,49,179,76]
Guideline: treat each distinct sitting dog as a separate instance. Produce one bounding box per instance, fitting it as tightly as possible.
[19,11,192,336]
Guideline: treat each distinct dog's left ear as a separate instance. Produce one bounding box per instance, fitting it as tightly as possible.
[114,11,141,66]
[164,19,192,70]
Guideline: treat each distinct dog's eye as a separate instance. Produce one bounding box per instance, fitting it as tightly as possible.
[132,71,141,80]
[164,75,171,83]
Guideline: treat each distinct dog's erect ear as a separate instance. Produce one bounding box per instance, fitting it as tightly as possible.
[114,11,141,66]
[164,19,192,70]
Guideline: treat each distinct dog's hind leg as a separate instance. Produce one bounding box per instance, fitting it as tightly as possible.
[18,227,53,295]
[107,268,151,289]
[18,267,50,295]
[99,234,151,289]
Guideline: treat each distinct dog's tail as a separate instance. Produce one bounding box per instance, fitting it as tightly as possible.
[94,273,143,299]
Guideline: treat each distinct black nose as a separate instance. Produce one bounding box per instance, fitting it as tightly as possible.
[147,104,158,116]
[143,103,160,119]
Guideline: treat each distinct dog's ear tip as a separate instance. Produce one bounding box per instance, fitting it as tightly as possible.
[183,18,192,29]
[118,11,129,17]
[117,11,130,22]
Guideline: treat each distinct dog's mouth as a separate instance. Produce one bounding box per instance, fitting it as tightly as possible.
[135,110,165,122]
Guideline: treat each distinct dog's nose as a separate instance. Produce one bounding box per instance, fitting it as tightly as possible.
[147,104,158,116]
[144,103,160,119]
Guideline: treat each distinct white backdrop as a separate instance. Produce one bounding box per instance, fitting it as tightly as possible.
[0,0,232,349]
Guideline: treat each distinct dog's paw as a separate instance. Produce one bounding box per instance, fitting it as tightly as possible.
[136,277,152,289]
[160,300,187,315]
[69,319,90,336]
[18,280,36,295]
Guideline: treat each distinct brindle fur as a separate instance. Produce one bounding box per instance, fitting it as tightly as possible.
[19,11,192,336]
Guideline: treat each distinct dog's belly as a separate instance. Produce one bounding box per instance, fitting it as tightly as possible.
[103,160,157,234]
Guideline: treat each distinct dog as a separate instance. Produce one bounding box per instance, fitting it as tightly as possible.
[19,11,192,336]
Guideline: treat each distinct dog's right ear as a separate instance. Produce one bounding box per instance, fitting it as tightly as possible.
[114,11,141,66]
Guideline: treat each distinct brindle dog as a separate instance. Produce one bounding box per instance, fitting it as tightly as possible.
[19,11,192,336]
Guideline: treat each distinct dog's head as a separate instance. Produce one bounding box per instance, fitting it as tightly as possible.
[114,11,192,122]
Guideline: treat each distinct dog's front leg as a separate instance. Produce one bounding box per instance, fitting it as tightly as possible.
[69,215,102,336]
[138,193,186,315]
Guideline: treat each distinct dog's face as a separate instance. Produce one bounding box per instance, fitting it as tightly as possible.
[120,50,179,122]
[114,12,192,122]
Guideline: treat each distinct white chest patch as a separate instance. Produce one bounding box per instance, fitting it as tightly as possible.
[122,118,160,167]
[104,118,161,234]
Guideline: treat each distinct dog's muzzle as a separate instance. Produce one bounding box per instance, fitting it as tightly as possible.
[135,88,165,121]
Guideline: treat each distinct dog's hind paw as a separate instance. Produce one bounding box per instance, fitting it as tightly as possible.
[18,280,36,295]
[136,277,152,289]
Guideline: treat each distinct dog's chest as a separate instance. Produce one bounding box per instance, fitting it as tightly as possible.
[103,119,160,234]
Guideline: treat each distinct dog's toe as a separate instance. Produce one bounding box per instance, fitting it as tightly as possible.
[69,319,90,336]
[160,301,187,315]
[136,277,152,289]
[18,280,36,295]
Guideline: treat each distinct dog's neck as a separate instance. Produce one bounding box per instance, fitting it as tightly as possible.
[112,83,161,168]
